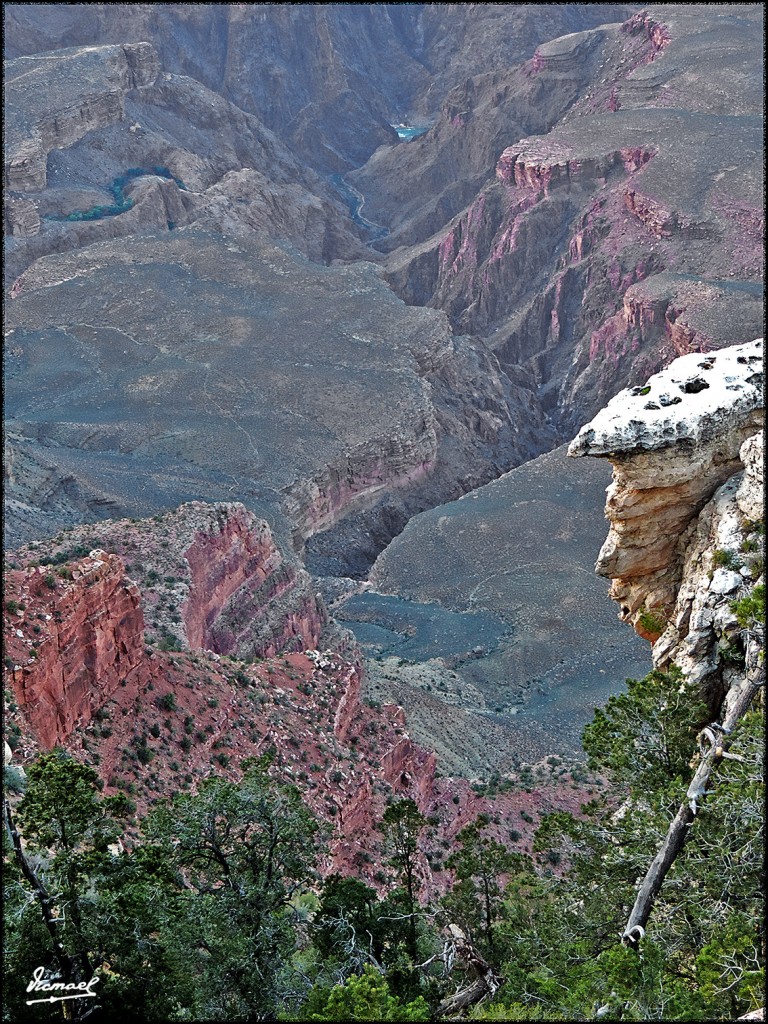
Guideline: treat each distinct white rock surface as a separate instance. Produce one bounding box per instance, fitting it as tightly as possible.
[568,339,764,652]
[568,338,763,457]
[653,467,763,701]
[736,430,764,522]
[709,569,743,595]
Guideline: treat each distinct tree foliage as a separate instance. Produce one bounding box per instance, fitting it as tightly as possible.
[3,665,763,1021]
[305,964,430,1021]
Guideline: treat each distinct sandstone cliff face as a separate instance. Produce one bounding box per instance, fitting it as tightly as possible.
[4,551,149,748]
[569,339,764,702]
[8,502,328,663]
[179,503,327,659]
[3,567,585,897]
[651,429,764,708]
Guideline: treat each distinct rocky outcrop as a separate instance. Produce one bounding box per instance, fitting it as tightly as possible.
[379,5,763,432]
[650,429,764,709]
[3,551,149,748]
[4,197,41,237]
[8,502,328,663]
[620,10,671,63]
[495,138,655,194]
[180,503,327,659]
[4,43,159,191]
[568,339,764,645]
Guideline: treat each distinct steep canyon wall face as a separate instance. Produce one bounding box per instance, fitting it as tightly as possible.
[569,337,764,706]
[380,5,763,430]
[3,503,327,747]
[4,42,160,193]
[4,552,148,748]
[3,524,585,897]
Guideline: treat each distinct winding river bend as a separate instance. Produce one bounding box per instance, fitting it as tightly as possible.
[44,166,186,223]
[329,172,389,243]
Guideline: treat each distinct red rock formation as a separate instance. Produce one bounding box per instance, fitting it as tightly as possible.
[182,505,324,656]
[4,552,149,747]
[621,12,671,64]
[624,188,675,238]
[3,576,593,897]
[8,503,327,662]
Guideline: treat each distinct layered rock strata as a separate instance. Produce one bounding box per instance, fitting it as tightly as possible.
[9,503,327,663]
[651,429,764,708]
[378,5,764,430]
[568,339,764,672]
[2,552,589,898]
[4,45,367,284]
[4,42,160,191]
[4,551,149,748]
[4,230,551,569]
[3,500,330,746]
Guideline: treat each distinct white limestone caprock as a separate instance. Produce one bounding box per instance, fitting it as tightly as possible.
[568,337,763,458]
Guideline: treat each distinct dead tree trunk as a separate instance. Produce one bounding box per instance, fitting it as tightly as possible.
[622,641,764,948]
[4,797,100,1021]
[437,924,501,1017]
[4,796,77,980]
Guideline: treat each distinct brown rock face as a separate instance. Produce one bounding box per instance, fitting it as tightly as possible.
[569,339,764,641]
[4,552,148,747]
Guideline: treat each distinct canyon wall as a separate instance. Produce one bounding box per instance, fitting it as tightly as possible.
[4,229,552,575]
[4,42,160,192]
[4,551,149,748]
[4,4,633,175]
[569,337,764,707]
[3,501,329,746]
[379,5,763,430]
[3,517,586,898]
[4,42,368,285]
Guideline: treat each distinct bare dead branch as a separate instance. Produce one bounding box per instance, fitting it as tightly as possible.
[622,648,764,948]
[436,924,501,1017]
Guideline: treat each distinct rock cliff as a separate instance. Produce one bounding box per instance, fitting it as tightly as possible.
[3,523,589,896]
[569,337,764,708]
[4,550,149,748]
[9,502,328,663]
[377,5,763,430]
[4,229,552,575]
[4,42,160,192]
